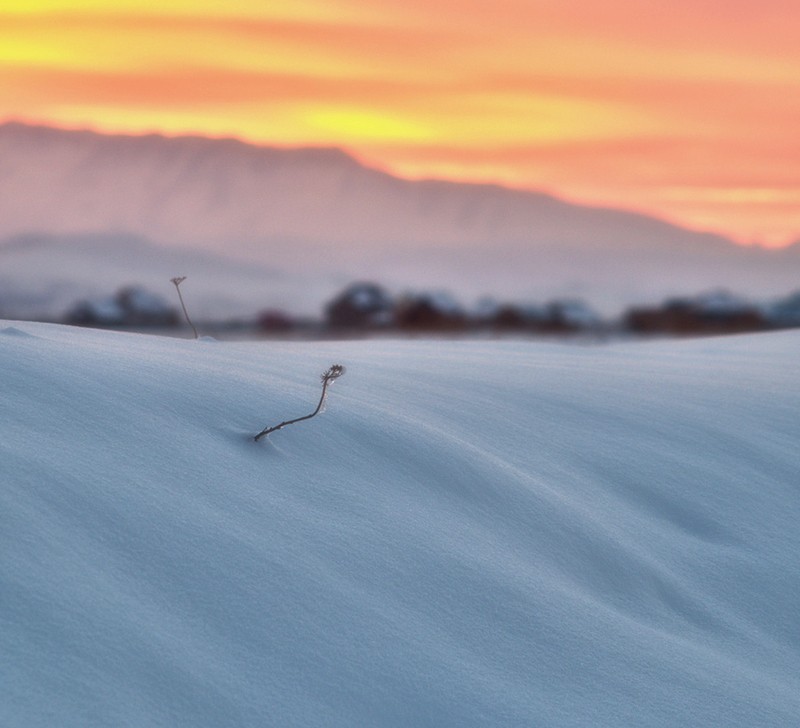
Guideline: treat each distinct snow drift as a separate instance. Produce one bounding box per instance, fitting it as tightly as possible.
[2,322,799,727]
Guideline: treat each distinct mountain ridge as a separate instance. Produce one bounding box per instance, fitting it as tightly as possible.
[0,120,741,251]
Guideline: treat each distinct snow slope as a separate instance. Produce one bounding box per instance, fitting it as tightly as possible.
[2,322,799,727]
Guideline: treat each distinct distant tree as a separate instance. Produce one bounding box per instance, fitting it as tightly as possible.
[766,290,800,328]
[624,291,767,336]
[395,291,466,331]
[257,309,294,333]
[65,286,178,328]
[325,282,394,329]
[492,304,527,330]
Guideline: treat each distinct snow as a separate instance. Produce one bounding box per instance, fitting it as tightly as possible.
[2,321,799,727]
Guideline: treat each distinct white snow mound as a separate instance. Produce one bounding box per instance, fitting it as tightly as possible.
[2,322,799,727]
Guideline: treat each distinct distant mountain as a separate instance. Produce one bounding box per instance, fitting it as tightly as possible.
[1,121,798,317]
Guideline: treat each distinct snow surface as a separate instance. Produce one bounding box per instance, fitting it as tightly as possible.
[2,322,799,727]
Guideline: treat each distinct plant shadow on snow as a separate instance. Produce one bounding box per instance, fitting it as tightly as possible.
[214,423,286,455]
[248,434,284,455]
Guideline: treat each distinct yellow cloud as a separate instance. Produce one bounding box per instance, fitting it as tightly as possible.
[304,107,432,142]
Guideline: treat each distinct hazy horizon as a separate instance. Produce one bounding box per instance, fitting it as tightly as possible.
[1,122,799,323]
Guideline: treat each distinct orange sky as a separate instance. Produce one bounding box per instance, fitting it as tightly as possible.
[2,0,798,246]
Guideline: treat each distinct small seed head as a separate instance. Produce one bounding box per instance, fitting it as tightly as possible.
[321,364,346,384]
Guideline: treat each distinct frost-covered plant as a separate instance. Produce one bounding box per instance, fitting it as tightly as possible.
[254,364,346,441]
[170,276,198,339]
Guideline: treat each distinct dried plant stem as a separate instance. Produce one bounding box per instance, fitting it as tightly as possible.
[170,277,198,339]
[255,365,345,441]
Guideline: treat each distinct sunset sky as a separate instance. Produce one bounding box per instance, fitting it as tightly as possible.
[1,0,798,246]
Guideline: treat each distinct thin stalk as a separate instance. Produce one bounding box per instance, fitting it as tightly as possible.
[170,277,198,339]
[255,365,345,441]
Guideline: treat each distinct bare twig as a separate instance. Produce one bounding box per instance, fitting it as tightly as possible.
[170,276,198,339]
[254,364,346,441]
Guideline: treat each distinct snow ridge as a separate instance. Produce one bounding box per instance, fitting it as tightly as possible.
[2,323,799,727]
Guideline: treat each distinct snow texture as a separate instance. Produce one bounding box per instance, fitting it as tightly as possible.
[2,322,799,727]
